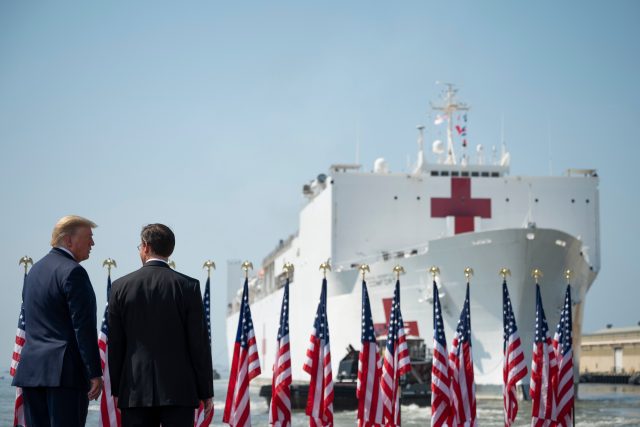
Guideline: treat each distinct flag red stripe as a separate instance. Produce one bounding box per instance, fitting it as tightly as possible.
[270,335,292,426]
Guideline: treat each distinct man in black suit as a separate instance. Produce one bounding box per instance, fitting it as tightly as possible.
[108,223,214,427]
[13,215,103,427]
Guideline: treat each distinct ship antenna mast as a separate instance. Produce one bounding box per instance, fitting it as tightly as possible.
[413,125,426,174]
[431,82,469,165]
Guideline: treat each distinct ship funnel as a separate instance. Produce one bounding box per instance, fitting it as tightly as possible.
[413,125,428,175]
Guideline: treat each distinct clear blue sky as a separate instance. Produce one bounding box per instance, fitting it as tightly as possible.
[1,1,639,370]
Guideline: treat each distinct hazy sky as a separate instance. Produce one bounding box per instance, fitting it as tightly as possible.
[1,1,639,371]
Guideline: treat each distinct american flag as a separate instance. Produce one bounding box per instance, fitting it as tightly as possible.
[379,280,411,427]
[553,285,573,427]
[431,281,453,427]
[10,273,27,427]
[530,284,558,427]
[195,276,214,427]
[448,283,477,427]
[223,278,261,426]
[98,274,121,427]
[269,278,292,427]
[502,280,527,427]
[303,278,334,427]
[357,280,382,427]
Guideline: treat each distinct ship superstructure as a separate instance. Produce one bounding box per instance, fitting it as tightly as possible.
[226,85,599,386]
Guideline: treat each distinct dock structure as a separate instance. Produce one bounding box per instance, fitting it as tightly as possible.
[580,325,640,383]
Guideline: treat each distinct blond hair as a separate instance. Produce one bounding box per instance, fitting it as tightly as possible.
[50,215,97,247]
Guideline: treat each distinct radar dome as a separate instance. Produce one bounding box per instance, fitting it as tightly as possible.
[373,158,389,174]
[432,140,444,154]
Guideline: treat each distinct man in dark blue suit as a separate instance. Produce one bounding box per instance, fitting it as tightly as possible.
[13,215,103,427]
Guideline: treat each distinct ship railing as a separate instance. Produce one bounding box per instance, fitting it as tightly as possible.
[566,168,597,177]
[262,231,298,266]
[332,242,430,272]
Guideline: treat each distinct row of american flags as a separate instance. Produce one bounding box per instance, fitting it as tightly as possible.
[431,274,575,427]
[9,263,574,427]
[229,263,415,427]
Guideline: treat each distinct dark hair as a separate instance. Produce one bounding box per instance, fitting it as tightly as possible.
[141,224,175,257]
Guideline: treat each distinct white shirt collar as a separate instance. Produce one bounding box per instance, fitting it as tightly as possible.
[146,258,169,265]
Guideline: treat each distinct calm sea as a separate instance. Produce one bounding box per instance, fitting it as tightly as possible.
[1,375,639,426]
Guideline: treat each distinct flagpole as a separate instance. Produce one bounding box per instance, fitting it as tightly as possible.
[359,264,370,281]
[224,260,260,426]
[14,257,32,427]
[393,265,405,281]
[393,264,405,424]
[242,261,253,278]
[283,262,294,280]
[319,261,331,279]
[102,258,117,278]
[18,256,33,276]
[531,268,545,424]
[203,260,216,278]
[563,269,576,427]
[464,267,474,283]
[99,258,119,425]
[500,267,511,424]
[429,266,440,281]
[532,268,543,284]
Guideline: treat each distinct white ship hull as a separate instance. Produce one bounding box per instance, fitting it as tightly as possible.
[227,227,595,386]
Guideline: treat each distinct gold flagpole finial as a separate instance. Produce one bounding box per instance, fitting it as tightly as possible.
[18,256,33,275]
[532,268,543,283]
[168,260,176,269]
[359,264,370,281]
[464,267,474,282]
[393,265,405,280]
[102,258,117,276]
[319,262,331,278]
[564,269,572,282]
[283,262,294,279]
[429,266,440,280]
[242,261,253,278]
[499,268,511,280]
[203,260,216,278]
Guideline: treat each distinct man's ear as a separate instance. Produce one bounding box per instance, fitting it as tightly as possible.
[62,234,73,248]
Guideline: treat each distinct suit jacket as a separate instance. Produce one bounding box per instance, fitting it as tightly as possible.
[12,248,101,389]
[108,260,213,408]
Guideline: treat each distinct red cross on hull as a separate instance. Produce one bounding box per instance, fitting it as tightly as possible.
[431,177,491,234]
[373,297,420,338]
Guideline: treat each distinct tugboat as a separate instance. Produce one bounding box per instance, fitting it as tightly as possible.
[259,337,432,410]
